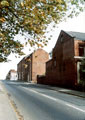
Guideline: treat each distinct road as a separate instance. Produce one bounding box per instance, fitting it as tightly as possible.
[2,80,85,120]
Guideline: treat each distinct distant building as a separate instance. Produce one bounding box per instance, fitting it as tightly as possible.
[6,69,18,80]
[17,49,49,83]
[37,30,85,88]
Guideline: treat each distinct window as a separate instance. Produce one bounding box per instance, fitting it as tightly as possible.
[79,45,85,56]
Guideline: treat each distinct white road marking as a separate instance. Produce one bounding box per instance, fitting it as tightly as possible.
[66,104,85,113]
[27,89,57,101]
[22,87,85,113]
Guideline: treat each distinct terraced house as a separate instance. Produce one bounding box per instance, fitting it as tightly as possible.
[6,69,17,81]
[17,49,49,83]
[37,30,85,88]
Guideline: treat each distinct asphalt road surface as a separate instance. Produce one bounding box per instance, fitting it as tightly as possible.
[2,80,85,120]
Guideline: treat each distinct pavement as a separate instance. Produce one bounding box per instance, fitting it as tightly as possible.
[35,83,85,98]
[24,81,85,99]
[0,81,17,120]
[48,85,85,98]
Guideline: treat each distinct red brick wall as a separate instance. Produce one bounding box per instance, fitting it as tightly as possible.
[74,40,85,85]
[23,55,32,82]
[61,36,75,87]
[38,31,85,88]
[32,49,49,83]
[18,49,49,83]
[17,57,26,81]
[74,40,85,56]
[42,31,77,87]
[17,60,22,80]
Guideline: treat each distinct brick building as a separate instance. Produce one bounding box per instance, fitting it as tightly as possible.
[17,49,49,83]
[17,57,26,81]
[6,69,17,80]
[37,30,85,88]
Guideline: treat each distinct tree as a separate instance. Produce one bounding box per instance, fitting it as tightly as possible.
[0,0,85,62]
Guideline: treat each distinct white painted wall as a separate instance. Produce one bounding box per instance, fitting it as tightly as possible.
[10,72,18,80]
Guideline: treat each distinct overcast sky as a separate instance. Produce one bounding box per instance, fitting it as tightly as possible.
[0,12,85,80]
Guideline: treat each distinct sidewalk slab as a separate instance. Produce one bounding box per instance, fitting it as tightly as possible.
[34,83,85,98]
[50,86,85,98]
[0,81,17,120]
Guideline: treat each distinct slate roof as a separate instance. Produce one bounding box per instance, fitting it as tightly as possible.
[10,69,17,73]
[65,31,85,41]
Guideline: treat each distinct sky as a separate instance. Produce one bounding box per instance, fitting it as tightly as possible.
[0,12,85,80]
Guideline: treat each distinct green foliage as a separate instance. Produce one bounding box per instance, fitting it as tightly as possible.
[0,0,85,62]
